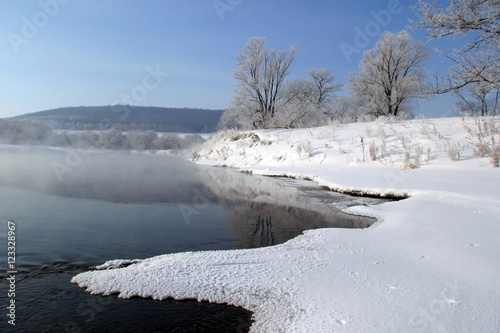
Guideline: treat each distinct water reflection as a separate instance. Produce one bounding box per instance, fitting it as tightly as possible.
[195,166,376,248]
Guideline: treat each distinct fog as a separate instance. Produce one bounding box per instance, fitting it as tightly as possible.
[0,146,212,203]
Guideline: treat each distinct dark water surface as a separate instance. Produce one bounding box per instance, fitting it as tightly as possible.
[0,147,380,332]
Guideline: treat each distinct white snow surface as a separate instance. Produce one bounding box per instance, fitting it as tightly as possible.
[72,117,500,332]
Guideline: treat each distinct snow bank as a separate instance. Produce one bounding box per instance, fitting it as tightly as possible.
[72,117,500,332]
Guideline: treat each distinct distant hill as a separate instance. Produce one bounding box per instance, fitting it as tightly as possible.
[11,105,224,133]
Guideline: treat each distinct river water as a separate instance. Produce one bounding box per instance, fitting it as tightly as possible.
[0,146,381,332]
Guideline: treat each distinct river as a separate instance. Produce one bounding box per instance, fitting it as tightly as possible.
[0,146,382,332]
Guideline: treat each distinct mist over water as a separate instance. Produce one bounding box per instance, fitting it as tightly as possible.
[0,146,212,204]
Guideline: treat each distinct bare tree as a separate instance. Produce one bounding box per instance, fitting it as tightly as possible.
[456,82,500,115]
[223,37,297,129]
[127,130,158,150]
[0,119,52,145]
[274,68,342,128]
[412,0,500,93]
[329,95,375,123]
[274,78,314,128]
[306,68,342,110]
[101,129,127,150]
[348,30,431,117]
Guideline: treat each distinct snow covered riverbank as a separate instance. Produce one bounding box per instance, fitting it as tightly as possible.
[72,117,500,332]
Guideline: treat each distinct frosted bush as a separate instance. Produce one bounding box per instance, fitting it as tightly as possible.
[296,141,314,160]
[464,117,500,167]
[402,145,422,169]
[369,141,377,161]
[446,143,462,161]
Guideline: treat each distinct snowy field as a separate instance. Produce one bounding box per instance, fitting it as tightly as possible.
[72,116,500,332]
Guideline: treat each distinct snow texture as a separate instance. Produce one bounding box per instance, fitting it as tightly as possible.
[72,117,500,332]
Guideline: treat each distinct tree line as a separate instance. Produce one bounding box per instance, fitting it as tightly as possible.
[219,0,500,130]
[0,119,204,151]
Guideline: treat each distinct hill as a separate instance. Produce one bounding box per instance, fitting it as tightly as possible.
[11,105,223,133]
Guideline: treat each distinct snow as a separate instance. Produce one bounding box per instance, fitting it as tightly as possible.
[72,116,500,332]
[95,259,142,270]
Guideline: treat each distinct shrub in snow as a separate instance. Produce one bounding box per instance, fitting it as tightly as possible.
[209,128,242,143]
[494,147,500,167]
[296,141,314,160]
[369,141,378,161]
[464,117,500,167]
[424,147,432,164]
[402,146,422,169]
[360,136,366,162]
[376,126,387,155]
[215,145,231,160]
[446,143,462,162]
[397,134,410,151]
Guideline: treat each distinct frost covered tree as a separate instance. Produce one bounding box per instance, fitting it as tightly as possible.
[413,0,500,93]
[348,30,431,117]
[329,95,375,123]
[127,130,158,150]
[306,68,342,110]
[0,119,52,145]
[275,68,341,128]
[222,37,297,129]
[101,129,127,150]
[456,82,500,115]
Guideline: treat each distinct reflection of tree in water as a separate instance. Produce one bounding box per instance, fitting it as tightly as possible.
[252,215,275,248]
[220,199,373,249]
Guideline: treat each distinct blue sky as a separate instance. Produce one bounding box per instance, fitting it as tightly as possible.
[0,0,461,118]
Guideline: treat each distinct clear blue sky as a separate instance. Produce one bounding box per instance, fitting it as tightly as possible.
[0,0,461,118]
